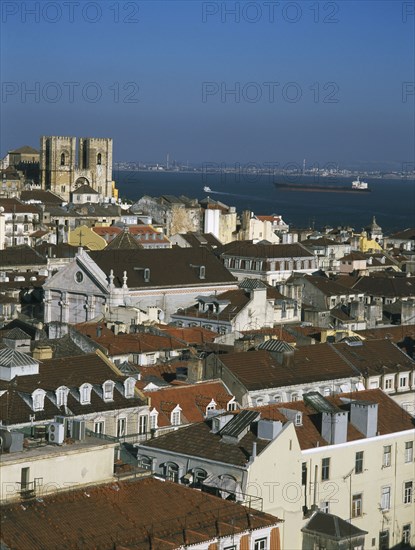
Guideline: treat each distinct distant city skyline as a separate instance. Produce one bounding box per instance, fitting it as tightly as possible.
[1,1,414,168]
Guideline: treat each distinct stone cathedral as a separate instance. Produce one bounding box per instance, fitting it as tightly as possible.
[39,136,115,202]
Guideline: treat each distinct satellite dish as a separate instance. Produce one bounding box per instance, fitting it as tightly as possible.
[158,310,165,321]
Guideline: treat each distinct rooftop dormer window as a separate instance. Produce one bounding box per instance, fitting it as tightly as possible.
[56,386,69,407]
[206,399,216,415]
[171,404,182,426]
[124,377,136,398]
[79,383,92,405]
[102,380,115,402]
[32,389,46,412]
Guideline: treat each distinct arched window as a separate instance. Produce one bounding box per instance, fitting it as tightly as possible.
[165,462,179,482]
[124,377,136,398]
[193,468,207,488]
[140,455,153,470]
[97,153,102,165]
[56,386,69,407]
[171,405,181,426]
[60,153,65,166]
[32,389,46,411]
[273,394,281,403]
[102,380,115,401]
[149,408,159,430]
[79,383,92,405]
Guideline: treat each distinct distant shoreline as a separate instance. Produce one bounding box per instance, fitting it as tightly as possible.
[113,168,414,181]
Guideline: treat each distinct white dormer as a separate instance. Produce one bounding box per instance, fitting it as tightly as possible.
[55,386,70,407]
[124,377,136,398]
[171,404,182,426]
[206,399,217,415]
[149,408,159,430]
[102,380,115,402]
[32,388,46,411]
[79,383,93,404]
[227,397,237,411]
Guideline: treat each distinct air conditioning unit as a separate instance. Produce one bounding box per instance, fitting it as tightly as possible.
[71,420,86,441]
[48,422,64,445]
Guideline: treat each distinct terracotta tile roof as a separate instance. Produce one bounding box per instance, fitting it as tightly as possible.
[0,477,280,550]
[303,275,362,297]
[20,190,63,204]
[219,240,314,259]
[351,275,415,297]
[215,345,358,390]
[0,246,47,267]
[0,352,146,425]
[174,288,251,322]
[239,327,298,344]
[356,324,415,343]
[141,416,270,465]
[142,389,414,458]
[257,389,415,450]
[333,338,415,376]
[87,247,236,288]
[74,326,187,356]
[0,198,41,214]
[144,380,234,427]
[155,325,218,344]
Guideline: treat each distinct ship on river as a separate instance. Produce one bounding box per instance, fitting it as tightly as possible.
[274,177,371,193]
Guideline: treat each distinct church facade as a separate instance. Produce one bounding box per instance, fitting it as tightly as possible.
[39,136,115,202]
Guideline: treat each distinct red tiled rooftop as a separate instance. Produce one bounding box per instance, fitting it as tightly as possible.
[0,477,281,550]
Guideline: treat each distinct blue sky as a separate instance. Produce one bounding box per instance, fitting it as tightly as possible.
[1,0,414,169]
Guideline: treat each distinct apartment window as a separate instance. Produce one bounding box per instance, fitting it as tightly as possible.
[291,393,299,402]
[165,462,179,482]
[355,451,364,474]
[403,481,413,504]
[405,441,413,463]
[400,375,408,388]
[381,486,391,510]
[227,401,237,412]
[295,412,303,426]
[383,445,391,467]
[117,417,126,438]
[321,457,330,481]
[384,378,393,390]
[352,493,363,518]
[80,383,92,404]
[138,415,148,435]
[254,539,267,550]
[402,524,411,545]
[94,421,104,434]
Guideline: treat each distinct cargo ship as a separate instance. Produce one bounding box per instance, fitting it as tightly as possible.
[274,177,371,193]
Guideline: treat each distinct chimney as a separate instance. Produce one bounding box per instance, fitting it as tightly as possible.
[321,411,348,444]
[32,345,53,360]
[350,401,378,438]
[249,441,257,463]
